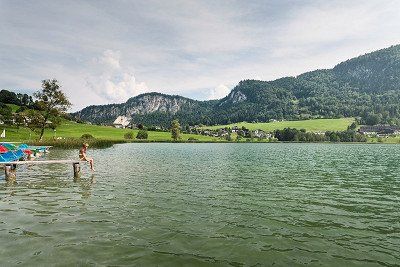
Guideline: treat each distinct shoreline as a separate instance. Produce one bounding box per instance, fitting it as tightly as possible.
[21,139,399,149]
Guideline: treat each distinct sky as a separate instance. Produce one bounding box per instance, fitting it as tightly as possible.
[1,0,400,111]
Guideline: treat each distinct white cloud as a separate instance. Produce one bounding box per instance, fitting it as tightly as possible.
[96,50,121,70]
[86,50,148,103]
[271,1,400,61]
[208,84,230,100]
[2,0,400,110]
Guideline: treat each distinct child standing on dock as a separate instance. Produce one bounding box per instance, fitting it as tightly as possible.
[79,143,95,171]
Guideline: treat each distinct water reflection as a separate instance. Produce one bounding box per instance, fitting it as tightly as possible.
[74,175,95,199]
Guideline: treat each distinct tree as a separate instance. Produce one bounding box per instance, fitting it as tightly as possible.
[184,124,190,133]
[347,122,357,131]
[31,79,71,140]
[249,131,254,141]
[226,132,232,141]
[14,112,26,131]
[124,132,135,139]
[364,113,381,126]
[171,119,181,141]
[22,109,44,135]
[328,132,340,142]
[0,103,13,124]
[136,129,148,139]
[0,90,20,105]
[81,133,95,139]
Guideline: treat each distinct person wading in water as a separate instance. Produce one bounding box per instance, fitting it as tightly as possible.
[79,143,95,171]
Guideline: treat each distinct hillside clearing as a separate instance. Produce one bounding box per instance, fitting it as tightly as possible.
[202,118,355,132]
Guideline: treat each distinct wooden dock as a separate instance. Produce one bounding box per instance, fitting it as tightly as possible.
[0,160,81,181]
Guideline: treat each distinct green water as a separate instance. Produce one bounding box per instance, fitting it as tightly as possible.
[0,143,399,266]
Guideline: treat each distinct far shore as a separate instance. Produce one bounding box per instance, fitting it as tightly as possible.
[21,138,399,149]
[2,117,399,148]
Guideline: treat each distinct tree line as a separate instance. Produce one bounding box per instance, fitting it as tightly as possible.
[274,128,367,142]
[0,80,71,140]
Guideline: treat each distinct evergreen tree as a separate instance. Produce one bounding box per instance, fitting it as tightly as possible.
[171,119,181,141]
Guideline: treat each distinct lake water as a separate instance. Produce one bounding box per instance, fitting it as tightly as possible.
[0,143,399,266]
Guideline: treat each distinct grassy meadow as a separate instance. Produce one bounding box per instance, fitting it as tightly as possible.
[6,104,20,112]
[0,120,219,145]
[202,118,355,132]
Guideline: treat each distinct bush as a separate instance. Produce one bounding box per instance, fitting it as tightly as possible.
[81,133,95,139]
[136,130,148,140]
[124,132,135,139]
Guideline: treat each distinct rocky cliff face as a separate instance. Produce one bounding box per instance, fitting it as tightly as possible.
[73,92,207,124]
[124,93,194,115]
[219,90,247,106]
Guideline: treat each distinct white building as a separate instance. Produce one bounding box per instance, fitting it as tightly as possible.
[113,116,131,129]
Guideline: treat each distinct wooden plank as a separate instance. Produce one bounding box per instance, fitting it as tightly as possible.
[4,164,16,181]
[0,160,80,165]
[73,162,81,178]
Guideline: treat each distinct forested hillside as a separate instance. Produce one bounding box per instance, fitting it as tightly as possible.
[73,44,400,127]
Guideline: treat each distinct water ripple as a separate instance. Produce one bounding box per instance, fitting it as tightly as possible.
[0,143,399,266]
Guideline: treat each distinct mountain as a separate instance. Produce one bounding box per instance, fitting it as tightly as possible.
[73,44,400,127]
[75,92,216,125]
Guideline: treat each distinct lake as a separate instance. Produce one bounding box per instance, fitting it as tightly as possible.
[0,143,399,266]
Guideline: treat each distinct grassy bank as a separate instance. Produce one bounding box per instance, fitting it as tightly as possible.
[0,120,220,146]
[368,136,400,144]
[202,118,355,132]
[26,138,127,149]
[25,138,232,149]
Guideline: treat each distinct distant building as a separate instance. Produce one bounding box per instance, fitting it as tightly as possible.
[218,129,229,137]
[253,129,268,138]
[359,124,400,135]
[113,116,131,129]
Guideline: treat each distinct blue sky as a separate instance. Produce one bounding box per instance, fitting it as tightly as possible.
[1,0,400,111]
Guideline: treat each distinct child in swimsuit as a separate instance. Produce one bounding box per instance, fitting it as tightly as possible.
[79,143,95,171]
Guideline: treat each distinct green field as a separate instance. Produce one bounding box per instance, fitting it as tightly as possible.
[0,120,218,142]
[6,104,20,112]
[202,118,355,132]
[368,136,400,144]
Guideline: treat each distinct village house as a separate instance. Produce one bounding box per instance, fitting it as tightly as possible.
[359,124,400,136]
[231,126,239,133]
[253,129,271,139]
[218,129,229,137]
[113,116,131,129]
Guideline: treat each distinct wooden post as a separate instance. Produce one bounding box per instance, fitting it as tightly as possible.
[73,162,80,179]
[4,164,16,181]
